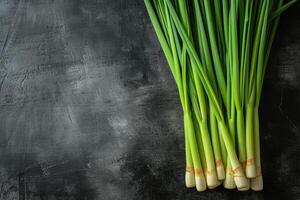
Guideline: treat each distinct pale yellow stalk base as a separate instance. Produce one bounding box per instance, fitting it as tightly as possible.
[245,159,256,178]
[185,167,195,188]
[251,175,263,191]
[206,169,219,188]
[233,165,250,190]
[223,170,236,189]
[208,180,222,189]
[237,179,250,191]
[195,175,207,192]
[216,160,225,180]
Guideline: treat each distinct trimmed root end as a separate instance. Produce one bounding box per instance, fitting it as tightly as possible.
[233,165,249,190]
[237,178,250,191]
[223,171,236,189]
[208,180,222,189]
[206,169,219,188]
[216,161,225,180]
[234,176,249,191]
[251,175,263,191]
[185,171,196,188]
[195,175,207,192]
[246,163,257,178]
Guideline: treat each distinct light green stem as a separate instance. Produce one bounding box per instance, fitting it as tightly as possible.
[236,109,246,163]
[184,113,202,169]
[246,105,255,164]
[209,106,222,163]
[254,107,262,175]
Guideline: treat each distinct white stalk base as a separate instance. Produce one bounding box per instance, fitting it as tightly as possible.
[246,163,257,178]
[237,178,250,191]
[208,180,222,189]
[206,169,219,188]
[233,166,249,190]
[195,175,207,192]
[223,171,236,189]
[251,175,263,191]
[185,171,195,188]
[216,161,225,180]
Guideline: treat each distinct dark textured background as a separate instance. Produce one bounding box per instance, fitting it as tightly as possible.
[0,0,299,200]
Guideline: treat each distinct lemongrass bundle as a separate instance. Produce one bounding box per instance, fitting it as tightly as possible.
[145,0,298,191]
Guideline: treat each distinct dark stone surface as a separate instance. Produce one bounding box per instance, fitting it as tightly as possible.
[0,0,299,199]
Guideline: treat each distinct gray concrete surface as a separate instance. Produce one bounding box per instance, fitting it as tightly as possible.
[0,0,299,199]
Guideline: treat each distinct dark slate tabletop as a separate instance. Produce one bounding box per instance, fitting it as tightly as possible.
[0,1,299,200]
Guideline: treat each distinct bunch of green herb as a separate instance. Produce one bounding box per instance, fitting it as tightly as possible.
[145,0,298,191]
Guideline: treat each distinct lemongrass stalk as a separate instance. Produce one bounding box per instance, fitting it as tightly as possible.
[223,116,236,189]
[209,107,225,180]
[191,110,207,191]
[199,121,218,187]
[217,120,248,190]
[245,92,256,178]
[229,0,247,170]
[218,122,227,167]
[190,98,207,171]
[185,130,196,188]
[250,107,263,191]
[224,20,236,188]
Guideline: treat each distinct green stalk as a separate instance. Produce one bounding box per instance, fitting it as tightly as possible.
[218,122,227,167]
[229,0,247,167]
[245,91,256,178]
[209,106,225,180]
[224,112,236,189]
[192,109,207,173]
[251,106,263,191]
[202,0,227,105]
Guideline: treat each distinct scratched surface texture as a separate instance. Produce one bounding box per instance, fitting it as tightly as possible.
[0,0,299,200]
